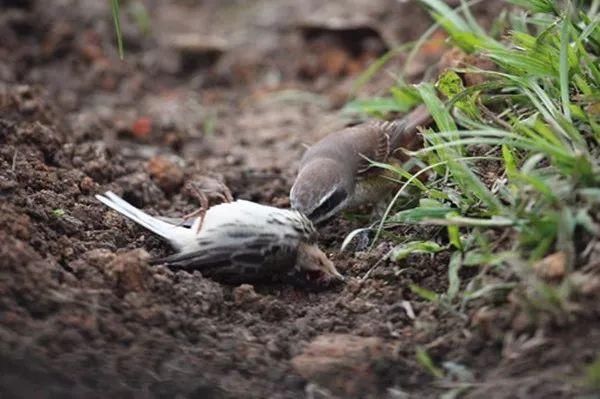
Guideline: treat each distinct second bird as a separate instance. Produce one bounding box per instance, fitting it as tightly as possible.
[290,105,432,224]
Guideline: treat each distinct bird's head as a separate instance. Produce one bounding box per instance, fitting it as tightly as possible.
[295,242,344,284]
[290,159,353,224]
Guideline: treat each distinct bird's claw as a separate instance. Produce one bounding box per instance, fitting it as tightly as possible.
[181,184,210,233]
[181,179,234,233]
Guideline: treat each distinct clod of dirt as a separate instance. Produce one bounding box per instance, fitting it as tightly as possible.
[0,203,31,240]
[78,175,96,193]
[105,249,151,297]
[297,15,389,54]
[470,306,511,340]
[147,155,185,194]
[438,48,497,87]
[511,310,535,334]
[41,21,74,59]
[13,85,40,115]
[115,171,165,207]
[233,284,260,306]
[532,251,566,281]
[1,84,58,127]
[291,334,390,396]
[69,248,117,285]
[0,231,61,317]
[571,272,600,296]
[296,15,388,80]
[167,33,228,74]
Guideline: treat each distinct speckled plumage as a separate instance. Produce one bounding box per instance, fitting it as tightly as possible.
[96,191,342,284]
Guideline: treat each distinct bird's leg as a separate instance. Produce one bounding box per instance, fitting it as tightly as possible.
[213,193,228,203]
[180,185,210,233]
[219,182,233,202]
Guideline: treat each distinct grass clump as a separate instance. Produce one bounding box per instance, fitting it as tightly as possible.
[348,0,600,321]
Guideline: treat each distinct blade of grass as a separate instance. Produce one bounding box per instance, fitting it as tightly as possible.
[559,17,572,121]
[446,252,463,301]
[417,82,458,132]
[416,347,445,378]
[419,0,471,32]
[111,0,124,60]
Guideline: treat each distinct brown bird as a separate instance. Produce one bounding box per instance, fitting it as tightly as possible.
[290,105,432,223]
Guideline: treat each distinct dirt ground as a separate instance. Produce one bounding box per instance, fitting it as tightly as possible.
[1,1,599,398]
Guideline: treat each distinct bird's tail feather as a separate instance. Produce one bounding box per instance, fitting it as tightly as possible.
[95,191,193,250]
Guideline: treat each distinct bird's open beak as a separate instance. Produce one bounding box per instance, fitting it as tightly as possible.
[298,243,345,282]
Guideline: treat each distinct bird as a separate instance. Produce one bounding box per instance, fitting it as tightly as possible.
[95,191,344,286]
[290,104,432,224]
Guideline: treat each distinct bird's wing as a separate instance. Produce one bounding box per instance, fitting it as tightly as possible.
[387,104,431,153]
[356,105,432,176]
[151,233,299,284]
[355,121,392,175]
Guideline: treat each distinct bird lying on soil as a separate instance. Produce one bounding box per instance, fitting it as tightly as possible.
[96,191,343,286]
[290,105,432,224]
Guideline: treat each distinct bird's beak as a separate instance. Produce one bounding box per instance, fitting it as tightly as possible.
[298,243,345,282]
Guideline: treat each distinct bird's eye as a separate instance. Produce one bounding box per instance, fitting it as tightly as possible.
[309,188,348,222]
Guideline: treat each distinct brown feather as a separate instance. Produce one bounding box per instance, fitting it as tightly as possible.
[356,121,390,175]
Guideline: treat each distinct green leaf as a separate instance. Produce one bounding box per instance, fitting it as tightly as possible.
[502,145,518,178]
[52,209,65,217]
[410,284,440,302]
[390,240,445,261]
[416,346,445,378]
[437,70,465,99]
[389,206,456,224]
[447,221,463,251]
[463,250,510,266]
[390,85,422,109]
[416,82,457,132]
[436,70,480,118]
[485,48,556,76]
[508,0,555,13]
[441,215,516,227]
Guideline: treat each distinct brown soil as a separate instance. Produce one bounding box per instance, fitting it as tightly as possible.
[0,1,598,398]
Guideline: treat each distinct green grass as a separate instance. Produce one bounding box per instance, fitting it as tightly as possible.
[584,354,600,390]
[110,0,124,60]
[347,0,600,321]
[110,0,151,60]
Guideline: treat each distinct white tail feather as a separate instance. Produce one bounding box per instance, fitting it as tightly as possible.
[95,191,195,251]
